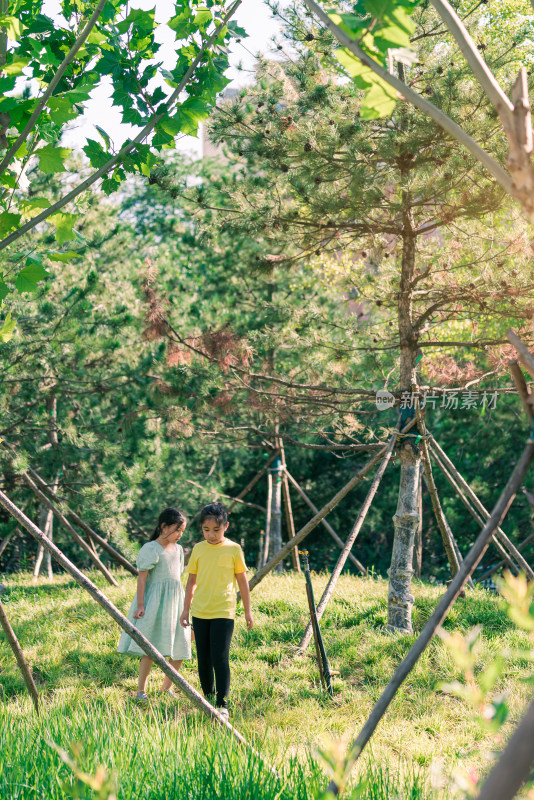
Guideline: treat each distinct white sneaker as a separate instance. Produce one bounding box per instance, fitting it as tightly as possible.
[218,707,229,723]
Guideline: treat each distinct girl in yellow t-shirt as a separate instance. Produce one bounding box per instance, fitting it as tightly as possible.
[179,502,253,721]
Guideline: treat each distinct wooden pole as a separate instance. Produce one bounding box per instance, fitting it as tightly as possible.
[300,551,333,696]
[3,451,138,576]
[476,530,534,583]
[277,439,300,572]
[509,359,533,420]
[507,329,534,381]
[430,437,534,580]
[476,696,534,800]
[226,451,280,512]
[0,530,14,560]
[262,471,273,568]
[297,428,397,655]
[429,447,519,573]
[420,439,461,577]
[413,475,422,579]
[323,440,534,795]
[285,471,367,576]
[0,598,39,713]
[0,489,265,751]
[249,446,387,593]
[20,471,118,586]
[248,418,417,594]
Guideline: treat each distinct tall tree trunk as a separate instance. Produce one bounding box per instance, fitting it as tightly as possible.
[33,395,59,581]
[268,455,283,572]
[413,475,422,578]
[387,194,422,634]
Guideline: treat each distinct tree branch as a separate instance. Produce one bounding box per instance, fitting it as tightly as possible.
[303,0,514,197]
[0,0,108,176]
[0,0,242,252]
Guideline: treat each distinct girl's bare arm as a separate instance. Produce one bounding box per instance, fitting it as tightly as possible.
[180,573,197,627]
[236,572,254,630]
[134,570,149,618]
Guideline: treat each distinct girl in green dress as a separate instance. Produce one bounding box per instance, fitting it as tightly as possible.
[118,508,191,702]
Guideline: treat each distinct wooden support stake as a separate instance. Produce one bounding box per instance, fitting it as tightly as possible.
[300,551,333,695]
[507,329,534,382]
[420,439,461,577]
[509,359,533,420]
[9,454,138,576]
[277,439,300,572]
[324,440,534,794]
[0,530,14,560]
[476,530,534,583]
[21,471,118,586]
[0,489,269,756]
[430,437,534,580]
[0,598,39,713]
[297,428,397,655]
[285,471,367,576]
[262,471,273,568]
[430,447,518,573]
[227,451,280,512]
[248,418,417,594]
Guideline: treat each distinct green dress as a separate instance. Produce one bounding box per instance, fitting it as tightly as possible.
[117,541,191,660]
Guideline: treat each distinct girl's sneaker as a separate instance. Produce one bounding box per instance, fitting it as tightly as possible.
[133,692,149,705]
[217,707,229,723]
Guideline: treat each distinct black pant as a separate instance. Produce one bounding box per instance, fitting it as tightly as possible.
[192,617,234,708]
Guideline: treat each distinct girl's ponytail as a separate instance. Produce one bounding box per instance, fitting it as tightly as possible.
[149,508,187,541]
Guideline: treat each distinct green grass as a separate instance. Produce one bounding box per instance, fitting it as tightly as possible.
[0,571,531,799]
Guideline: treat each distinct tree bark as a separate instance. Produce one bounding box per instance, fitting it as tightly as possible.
[268,456,283,571]
[387,204,421,634]
[262,471,272,568]
[278,440,300,572]
[413,475,423,578]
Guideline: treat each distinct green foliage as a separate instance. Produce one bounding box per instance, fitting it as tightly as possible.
[0,0,241,328]
[0,572,530,798]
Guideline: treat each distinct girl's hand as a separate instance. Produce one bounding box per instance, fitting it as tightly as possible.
[180,611,190,628]
[245,611,254,630]
[134,606,145,619]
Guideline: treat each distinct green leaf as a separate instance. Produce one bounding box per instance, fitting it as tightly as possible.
[193,7,212,26]
[35,144,72,174]
[95,126,111,150]
[0,15,23,40]
[19,197,50,216]
[15,262,50,293]
[360,77,398,119]
[83,138,109,169]
[3,56,29,76]
[0,280,10,303]
[49,213,77,244]
[0,211,21,237]
[0,311,16,343]
[48,250,82,263]
[46,96,78,125]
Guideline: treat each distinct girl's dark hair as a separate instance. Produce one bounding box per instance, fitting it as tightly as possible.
[150,507,187,541]
[199,502,228,526]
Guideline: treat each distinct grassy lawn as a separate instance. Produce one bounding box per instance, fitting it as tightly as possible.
[0,570,531,799]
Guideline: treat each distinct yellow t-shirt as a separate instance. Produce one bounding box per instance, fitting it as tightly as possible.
[187,538,247,620]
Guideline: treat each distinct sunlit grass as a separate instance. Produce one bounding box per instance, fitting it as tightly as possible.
[0,571,530,798]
